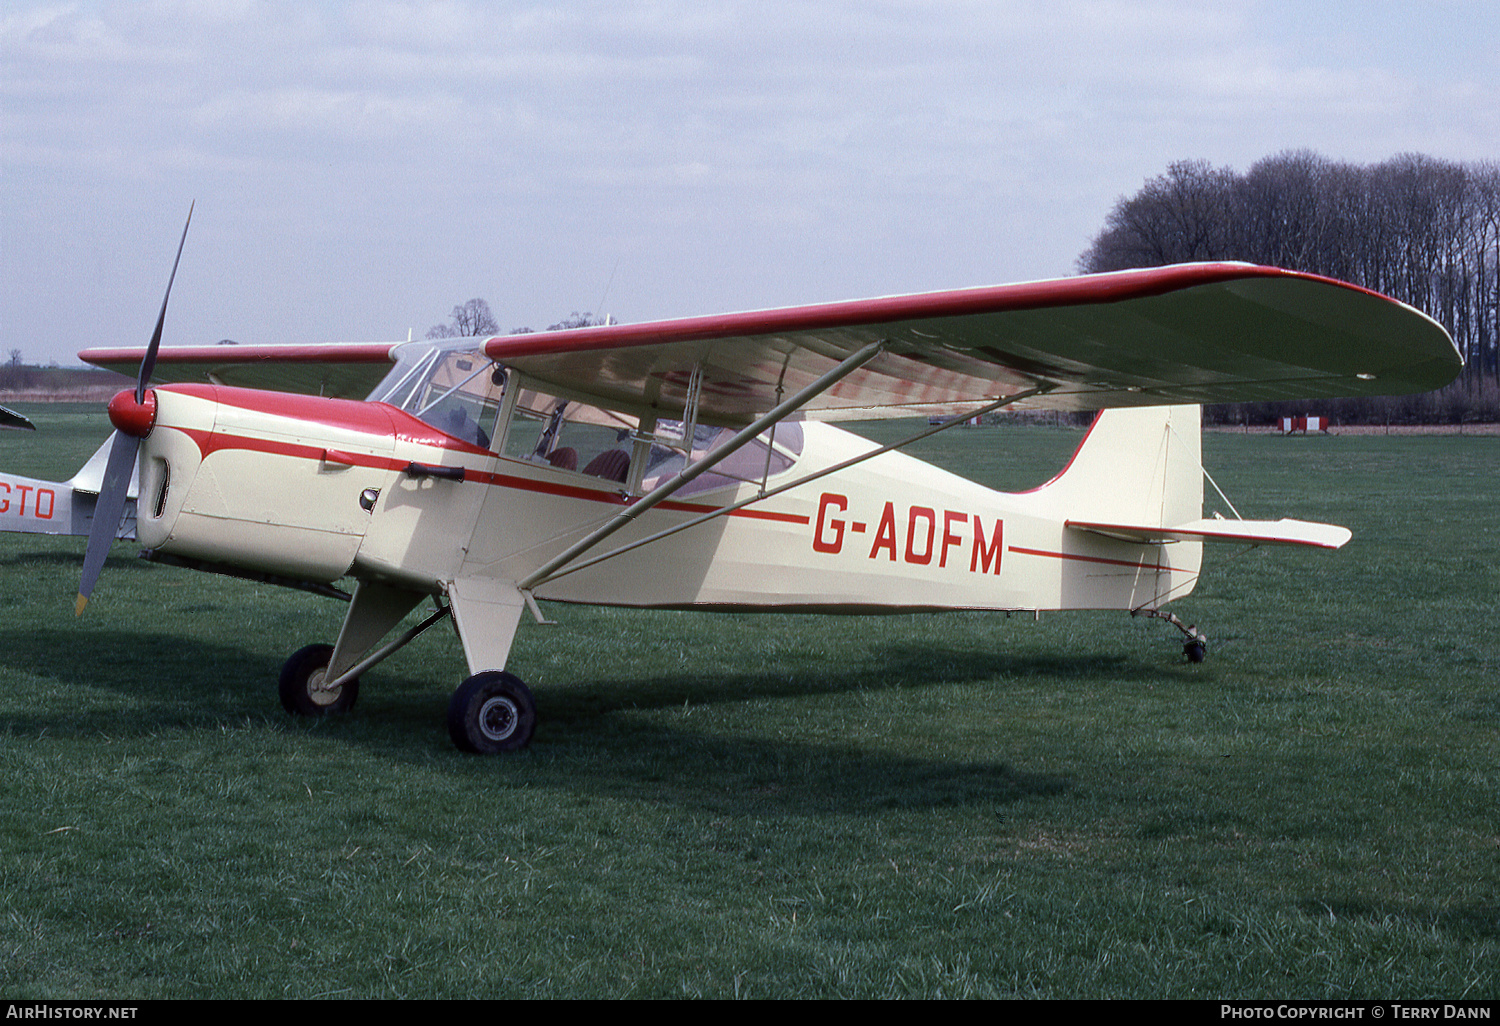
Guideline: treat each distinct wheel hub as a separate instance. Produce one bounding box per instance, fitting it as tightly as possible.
[307,668,342,707]
[478,696,519,741]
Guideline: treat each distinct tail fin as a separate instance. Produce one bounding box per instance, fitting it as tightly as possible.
[1030,404,1202,529]
[1040,405,1353,551]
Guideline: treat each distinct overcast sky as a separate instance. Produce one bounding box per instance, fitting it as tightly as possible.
[3,0,1496,367]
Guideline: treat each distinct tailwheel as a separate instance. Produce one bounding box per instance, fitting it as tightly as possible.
[447,671,536,754]
[279,643,360,716]
[1131,607,1208,664]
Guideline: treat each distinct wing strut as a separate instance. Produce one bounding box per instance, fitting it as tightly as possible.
[528,384,1055,587]
[517,340,887,591]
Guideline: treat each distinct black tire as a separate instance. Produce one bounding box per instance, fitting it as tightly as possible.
[447,671,536,754]
[279,643,359,716]
[1184,639,1207,663]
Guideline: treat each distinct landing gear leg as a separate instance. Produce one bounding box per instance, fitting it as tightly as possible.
[1132,608,1208,663]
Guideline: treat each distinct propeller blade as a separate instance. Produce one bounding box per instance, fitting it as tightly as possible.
[76,430,139,615]
[77,202,192,614]
[138,201,194,403]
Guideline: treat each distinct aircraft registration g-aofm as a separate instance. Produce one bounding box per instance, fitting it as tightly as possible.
[63,224,1460,753]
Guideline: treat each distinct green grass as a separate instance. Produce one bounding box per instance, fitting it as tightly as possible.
[0,408,1496,998]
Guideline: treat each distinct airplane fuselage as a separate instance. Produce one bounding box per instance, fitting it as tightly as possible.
[133,383,1203,622]
[0,473,68,533]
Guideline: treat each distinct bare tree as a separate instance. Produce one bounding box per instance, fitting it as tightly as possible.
[427,299,499,339]
[546,312,608,331]
[1078,160,1237,272]
[1472,162,1500,390]
[1078,151,1498,423]
[1230,150,1333,271]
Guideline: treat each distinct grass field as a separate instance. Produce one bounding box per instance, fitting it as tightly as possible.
[1,405,1496,999]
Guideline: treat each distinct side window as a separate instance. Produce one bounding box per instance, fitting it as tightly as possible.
[487,375,805,496]
[641,421,803,497]
[411,354,505,449]
[503,389,636,483]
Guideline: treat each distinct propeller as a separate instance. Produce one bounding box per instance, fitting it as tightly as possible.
[76,203,193,616]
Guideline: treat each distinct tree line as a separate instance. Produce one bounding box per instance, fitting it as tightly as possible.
[425,299,607,339]
[1079,151,1499,424]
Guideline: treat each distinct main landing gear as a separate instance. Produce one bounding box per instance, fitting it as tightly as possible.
[446,671,537,754]
[278,643,537,754]
[278,643,360,716]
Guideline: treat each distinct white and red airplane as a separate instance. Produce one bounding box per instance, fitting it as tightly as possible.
[51,220,1461,753]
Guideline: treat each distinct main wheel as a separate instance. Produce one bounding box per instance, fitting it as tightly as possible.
[1184,638,1207,663]
[279,643,359,716]
[447,671,536,754]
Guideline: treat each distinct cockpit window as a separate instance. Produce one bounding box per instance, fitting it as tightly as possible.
[505,387,804,498]
[503,391,636,478]
[370,340,806,495]
[370,341,506,449]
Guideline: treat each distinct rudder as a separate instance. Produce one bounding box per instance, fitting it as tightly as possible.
[1028,404,1203,530]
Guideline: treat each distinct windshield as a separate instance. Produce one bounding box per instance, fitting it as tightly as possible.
[370,340,507,448]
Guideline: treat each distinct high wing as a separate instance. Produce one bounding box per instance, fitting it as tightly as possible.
[483,263,1460,424]
[77,341,397,400]
[78,264,1460,420]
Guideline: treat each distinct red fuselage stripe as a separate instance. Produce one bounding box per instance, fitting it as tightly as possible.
[176,427,810,525]
[1007,545,1167,571]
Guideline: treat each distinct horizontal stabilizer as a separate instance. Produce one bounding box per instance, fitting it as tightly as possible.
[1067,517,1352,550]
[1,404,36,431]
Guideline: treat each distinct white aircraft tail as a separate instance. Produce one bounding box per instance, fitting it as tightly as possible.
[1030,404,1203,530]
[0,433,139,539]
[1036,404,1352,551]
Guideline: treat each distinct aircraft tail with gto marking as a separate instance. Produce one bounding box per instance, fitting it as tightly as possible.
[0,433,138,540]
